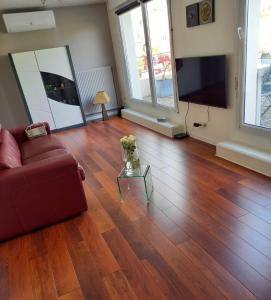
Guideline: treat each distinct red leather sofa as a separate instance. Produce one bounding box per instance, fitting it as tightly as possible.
[0,123,88,241]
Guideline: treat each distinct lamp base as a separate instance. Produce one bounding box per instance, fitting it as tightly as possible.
[101,104,109,121]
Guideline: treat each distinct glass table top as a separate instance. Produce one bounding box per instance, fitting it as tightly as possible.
[118,165,150,178]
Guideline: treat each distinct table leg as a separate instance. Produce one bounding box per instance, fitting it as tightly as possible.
[144,167,153,202]
[117,177,124,202]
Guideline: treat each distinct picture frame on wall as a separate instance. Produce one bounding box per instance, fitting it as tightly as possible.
[199,0,215,25]
[186,3,199,28]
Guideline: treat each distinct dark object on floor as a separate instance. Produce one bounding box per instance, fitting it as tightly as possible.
[174,133,189,139]
[157,117,167,122]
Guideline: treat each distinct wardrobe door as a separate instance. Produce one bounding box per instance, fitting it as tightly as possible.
[35,47,84,129]
[11,52,56,129]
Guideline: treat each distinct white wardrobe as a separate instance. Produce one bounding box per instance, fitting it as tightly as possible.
[10,46,85,130]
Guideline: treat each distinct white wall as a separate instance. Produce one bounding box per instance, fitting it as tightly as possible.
[107,0,271,150]
[0,4,116,128]
[107,0,237,145]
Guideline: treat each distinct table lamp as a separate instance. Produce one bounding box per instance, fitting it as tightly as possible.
[93,91,111,121]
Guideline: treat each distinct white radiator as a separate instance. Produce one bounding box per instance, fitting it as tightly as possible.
[76,66,118,116]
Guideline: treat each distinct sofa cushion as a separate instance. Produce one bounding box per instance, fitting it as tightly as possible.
[0,129,22,170]
[23,148,68,165]
[20,135,66,161]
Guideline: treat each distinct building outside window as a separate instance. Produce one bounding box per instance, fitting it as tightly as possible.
[243,0,271,130]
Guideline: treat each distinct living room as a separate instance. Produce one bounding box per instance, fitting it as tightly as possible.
[0,0,271,299]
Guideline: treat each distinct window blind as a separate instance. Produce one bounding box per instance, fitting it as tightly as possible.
[115,1,140,15]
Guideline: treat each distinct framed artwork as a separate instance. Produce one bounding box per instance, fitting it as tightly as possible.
[186,3,199,28]
[199,0,215,25]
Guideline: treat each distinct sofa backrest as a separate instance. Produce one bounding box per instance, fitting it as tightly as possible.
[0,129,22,170]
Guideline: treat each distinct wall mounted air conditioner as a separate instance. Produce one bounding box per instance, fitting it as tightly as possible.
[2,11,56,33]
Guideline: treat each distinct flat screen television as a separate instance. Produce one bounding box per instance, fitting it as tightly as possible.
[175,55,227,108]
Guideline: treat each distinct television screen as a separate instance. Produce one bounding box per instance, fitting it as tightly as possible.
[175,55,227,108]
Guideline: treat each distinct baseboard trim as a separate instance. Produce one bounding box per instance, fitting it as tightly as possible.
[189,132,217,146]
[216,141,271,177]
[85,107,120,122]
[121,108,183,138]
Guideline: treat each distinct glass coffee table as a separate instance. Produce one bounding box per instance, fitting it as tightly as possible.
[117,165,153,202]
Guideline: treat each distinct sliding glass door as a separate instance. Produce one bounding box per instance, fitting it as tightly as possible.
[118,0,176,109]
[120,6,152,102]
[146,0,175,108]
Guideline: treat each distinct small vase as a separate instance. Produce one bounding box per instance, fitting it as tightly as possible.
[121,141,140,175]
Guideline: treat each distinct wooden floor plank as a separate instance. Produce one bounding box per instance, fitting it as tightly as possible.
[219,182,271,206]
[178,240,257,299]
[145,253,195,299]
[2,117,271,300]
[76,214,120,277]
[164,205,271,299]
[103,228,168,300]
[138,202,190,245]
[152,177,223,230]
[142,257,194,300]
[151,164,248,223]
[64,223,110,300]
[88,208,115,234]
[0,243,9,300]
[196,201,271,260]
[30,254,58,300]
[239,213,271,240]
[152,170,271,262]
[217,187,271,223]
[103,270,138,300]
[44,225,80,297]
[58,288,85,300]
[93,188,157,261]
[132,217,226,300]
[239,178,271,199]
[209,224,271,282]
[159,166,249,217]
[26,230,47,260]
[8,237,34,300]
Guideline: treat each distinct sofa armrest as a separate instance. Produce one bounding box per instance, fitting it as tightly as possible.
[0,153,76,184]
[9,122,51,145]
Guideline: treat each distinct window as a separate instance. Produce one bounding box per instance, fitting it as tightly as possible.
[243,0,271,130]
[120,6,152,102]
[118,0,176,109]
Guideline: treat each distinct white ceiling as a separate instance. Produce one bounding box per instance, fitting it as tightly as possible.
[0,0,105,11]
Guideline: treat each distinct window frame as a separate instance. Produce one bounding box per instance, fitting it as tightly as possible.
[117,0,179,112]
[240,0,271,133]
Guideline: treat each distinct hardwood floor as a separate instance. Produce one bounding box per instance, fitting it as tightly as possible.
[1,117,271,299]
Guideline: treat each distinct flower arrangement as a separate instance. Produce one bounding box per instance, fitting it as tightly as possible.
[157,54,172,80]
[120,135,140,171]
